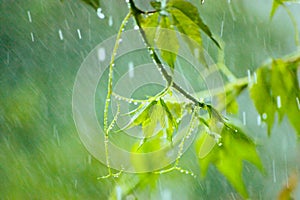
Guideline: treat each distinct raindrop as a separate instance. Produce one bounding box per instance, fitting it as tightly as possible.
[296,97,300,110]
[253,72,257,84]
[218,143,223,146]
[262,113,267,120]
[134,25,139,30]
[118,38,123,44]
[74,179,78,189]
[77,29,82,39]
[98,47,106,61]
[234,129,238,133]
[27,10,32,23]
[220,21,224,37]
[58,29,64,40]
[247,69,252,85]
[201,0,205,4]
[108,16,113,27]
[30,32,34,42]
[97,8,105,19]
[133,102,138,105]
[272,160,277,183]
[242,111,246,125]
[257,115,261,126]
[276,96,281,108]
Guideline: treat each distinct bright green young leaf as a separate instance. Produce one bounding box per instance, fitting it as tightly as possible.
[197,132,216,159]
[250,57,300,135]
[250,67,276,134]
[124,99,183,145]
[79,0,100,10]
[150,1,162,10]
[167,0,220,48]
[196,123,263,198]
[270,0,300,18]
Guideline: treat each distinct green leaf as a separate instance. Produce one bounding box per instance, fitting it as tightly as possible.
[139,13,179,70]
[123,99,183,144]
[169,7,207,66]
[167,0,220,48]
[250,67,276,134]
[196,123,263,198]
[150,1,162,10]
[270,0,300,18]
[250,57,300,135]
[139,12,160,47]
[197,132,216,159]
[79,0,100,10]
[157,16,179,70]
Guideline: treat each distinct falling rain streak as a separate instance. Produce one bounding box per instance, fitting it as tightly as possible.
[272,160,277,183]
[276,96,281,108]
[77,29,82,39]
[27,10,32,23]
[128,62,134,78]
[108,16,113,27]
[30,32,34,42]
[220,21,224,37]
[242,111,246,125]
[98,48,106,61]
[58,29,64,40]
[253,72,257,84]
[257,115,261,126]
[296,97,300,110]
[116,186,122,200]
[247,69,252,85]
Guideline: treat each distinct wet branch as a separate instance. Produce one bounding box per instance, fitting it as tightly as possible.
[129,0,206,109]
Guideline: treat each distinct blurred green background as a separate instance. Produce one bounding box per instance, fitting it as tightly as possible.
[1,0,300,199]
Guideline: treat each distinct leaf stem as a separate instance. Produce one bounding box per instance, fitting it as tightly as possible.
[101,11,132,178]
